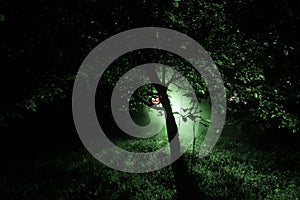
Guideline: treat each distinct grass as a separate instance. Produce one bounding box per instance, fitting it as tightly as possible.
[1,124,300,199]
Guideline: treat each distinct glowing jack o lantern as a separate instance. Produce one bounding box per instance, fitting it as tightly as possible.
[150,95,161,105]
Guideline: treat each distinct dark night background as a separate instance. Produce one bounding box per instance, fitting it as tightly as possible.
[0,0,299,199]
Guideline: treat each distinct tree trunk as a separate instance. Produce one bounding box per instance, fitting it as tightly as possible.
[142,60,197,198]
[156,86,196,199]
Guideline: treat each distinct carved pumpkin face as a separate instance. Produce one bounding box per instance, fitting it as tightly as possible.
[151,96,161,105]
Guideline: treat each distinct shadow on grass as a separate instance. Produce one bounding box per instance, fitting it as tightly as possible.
[1,124,299,199]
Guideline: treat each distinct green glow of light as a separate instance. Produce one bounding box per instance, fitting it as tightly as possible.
[150,84,211,149]
[131,68,211,149]
[168,84,199,145]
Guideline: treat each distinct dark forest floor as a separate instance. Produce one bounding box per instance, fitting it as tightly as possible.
[1,123,300,200]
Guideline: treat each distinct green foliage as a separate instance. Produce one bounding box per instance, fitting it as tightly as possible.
[1,74,72,125]
[2,0,299,199]
[2,0,298,134]
[163,0,299,134]
[0,14,4,22]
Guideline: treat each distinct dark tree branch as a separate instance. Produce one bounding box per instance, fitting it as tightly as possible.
[131,93,152,107]
[162,65,166,84]
[166,72,184,86]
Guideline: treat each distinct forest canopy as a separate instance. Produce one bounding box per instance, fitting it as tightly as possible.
[0,0,299,134]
